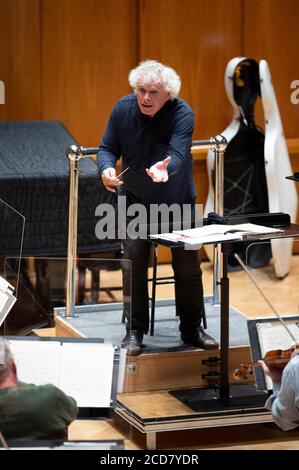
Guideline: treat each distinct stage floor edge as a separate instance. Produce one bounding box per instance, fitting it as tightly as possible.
[115,387,272,450]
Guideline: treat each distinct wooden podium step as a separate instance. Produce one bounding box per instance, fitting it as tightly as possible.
[117,347,268,450]
[122,345,253,392]
[55,312,270,450]
[55,313,252,392]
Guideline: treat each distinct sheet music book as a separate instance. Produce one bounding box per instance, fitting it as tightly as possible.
[0,276,16,327]
[7,337,121,408]
[151,223,283,246]
[0,439,125,450]
[55,440,124,450]
[247,316,299,390]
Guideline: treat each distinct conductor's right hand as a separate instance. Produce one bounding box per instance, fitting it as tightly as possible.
[101,168,123,193]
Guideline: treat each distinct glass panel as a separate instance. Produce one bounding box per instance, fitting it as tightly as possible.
[0,198,25,295]
[229,237,299,319]
[2,256,133,435]
[3,257,131,340]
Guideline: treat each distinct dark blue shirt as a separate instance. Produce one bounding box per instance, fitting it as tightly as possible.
[97,93,196,206]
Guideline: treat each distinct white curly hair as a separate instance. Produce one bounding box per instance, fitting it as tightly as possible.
[128,60,181,100]
[0,338,13,381]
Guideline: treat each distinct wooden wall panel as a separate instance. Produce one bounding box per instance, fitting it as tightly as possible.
[0,0,41,120]
[138,0,243,140]
[1,0,298,143]
[243,0,299,138]
[41,0,138,146]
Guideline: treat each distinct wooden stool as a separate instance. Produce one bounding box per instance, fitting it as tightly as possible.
[149,243,207,336]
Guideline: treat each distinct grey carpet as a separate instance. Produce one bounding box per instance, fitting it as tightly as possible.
[55,296,249,353]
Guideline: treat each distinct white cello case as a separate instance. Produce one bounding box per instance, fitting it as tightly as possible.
[259,59,297,278]
[204,57,297,278]
[204,57,248,263]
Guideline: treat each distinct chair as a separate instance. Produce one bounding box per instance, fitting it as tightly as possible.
[78,248,123,304]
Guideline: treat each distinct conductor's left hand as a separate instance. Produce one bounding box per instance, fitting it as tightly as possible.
[146,156,171,183]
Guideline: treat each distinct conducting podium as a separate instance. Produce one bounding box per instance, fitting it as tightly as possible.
[113,212,299,450]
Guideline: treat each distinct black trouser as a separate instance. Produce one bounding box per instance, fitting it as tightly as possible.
[123,236,205,335]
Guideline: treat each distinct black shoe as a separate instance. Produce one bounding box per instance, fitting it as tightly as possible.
[181,326,219,350]
[121,330,143,356]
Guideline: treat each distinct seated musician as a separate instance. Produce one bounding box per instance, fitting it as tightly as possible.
[0,338,78,441]
[259,353,299,431]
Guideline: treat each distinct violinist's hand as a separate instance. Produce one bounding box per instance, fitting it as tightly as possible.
[258,360,283,384]
[146,156,171,183]
[101,168,123,193]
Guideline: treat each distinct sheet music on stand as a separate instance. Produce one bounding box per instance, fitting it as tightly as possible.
[6,336,125,410]
[151,223,283,247]
[247,316,299,390]
[0,439,125,451]
[0,276,16,327]
[0,439,125,450]
[55,440,124,450]
[0,198,24,328]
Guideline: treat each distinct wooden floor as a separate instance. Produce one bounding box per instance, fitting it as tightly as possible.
[68,416,299,451]
[47,255,299,449]
[154,256,299,320]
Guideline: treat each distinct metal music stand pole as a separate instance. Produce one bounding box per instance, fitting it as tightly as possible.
[65,145,99,317]
[211,135,227,304]
[193,135,227,305]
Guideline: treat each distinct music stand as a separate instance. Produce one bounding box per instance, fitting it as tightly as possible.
[247,315,299,391]
[5,336,123,416]
[154,221,299,414]
[286,173,299,181]
[0,277,16,328]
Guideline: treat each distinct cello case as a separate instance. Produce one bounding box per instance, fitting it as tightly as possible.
[204,57,297,277]
[259,59,297,277]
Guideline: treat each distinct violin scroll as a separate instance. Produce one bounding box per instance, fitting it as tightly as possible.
[233,364,254,381]
[233,345,299,381]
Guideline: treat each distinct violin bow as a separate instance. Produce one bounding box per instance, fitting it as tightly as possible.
[234,253,298,346]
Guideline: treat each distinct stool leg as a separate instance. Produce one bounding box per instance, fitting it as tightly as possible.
[91,269,100,303]
[202,305,207,329]
[121,309,126,323]
[77,265,86,303]
[150,245,158,336]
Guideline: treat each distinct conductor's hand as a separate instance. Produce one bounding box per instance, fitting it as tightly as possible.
[258,360,283,384]
[101,168,123,193]
[146,156,171,183]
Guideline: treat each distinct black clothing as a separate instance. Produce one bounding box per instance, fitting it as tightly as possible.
[98,94,205,335]
[97,93,196,206]
[0,382,78,440]
[122,233,204,333]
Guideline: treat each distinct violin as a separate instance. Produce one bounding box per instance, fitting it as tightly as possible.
[233,345,299,381]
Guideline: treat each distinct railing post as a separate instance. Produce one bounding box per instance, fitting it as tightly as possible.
[65,145,99,317]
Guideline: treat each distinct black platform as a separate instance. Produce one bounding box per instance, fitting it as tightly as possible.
[0,120,120,257]
[0,121,121,334]
[169,384,267,414]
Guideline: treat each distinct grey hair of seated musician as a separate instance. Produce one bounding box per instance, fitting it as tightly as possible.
[0,338,14,383]
[128,59,181,100]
